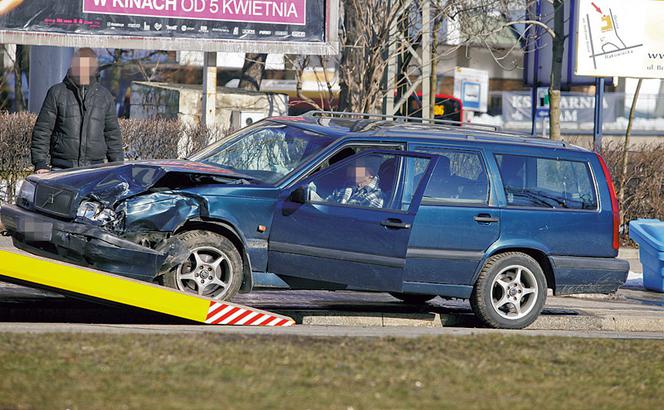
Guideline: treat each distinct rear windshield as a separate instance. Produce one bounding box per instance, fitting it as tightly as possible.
[495,154,597,210]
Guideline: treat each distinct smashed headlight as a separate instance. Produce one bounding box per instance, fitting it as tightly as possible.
[76,200,120,227]
[16,180,36,207]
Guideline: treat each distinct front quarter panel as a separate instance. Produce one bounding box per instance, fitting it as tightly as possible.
[192,186,280,272]
[119,185,280,273]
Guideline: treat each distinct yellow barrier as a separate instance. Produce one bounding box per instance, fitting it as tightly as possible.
[0,250,294,326]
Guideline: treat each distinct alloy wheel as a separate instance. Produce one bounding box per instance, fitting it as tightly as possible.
[490,264,539,320]
[175,246,233,299]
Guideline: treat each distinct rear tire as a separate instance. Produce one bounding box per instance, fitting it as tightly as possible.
[470,252,546,329]
[161,230,243,301]
[389,292,436,304]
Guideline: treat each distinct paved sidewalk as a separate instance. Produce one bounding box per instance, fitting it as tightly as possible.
[619,247,642,273]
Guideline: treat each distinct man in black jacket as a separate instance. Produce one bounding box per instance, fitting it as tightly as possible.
[31,48,123,173]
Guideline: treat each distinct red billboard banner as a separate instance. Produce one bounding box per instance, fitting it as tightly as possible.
[82,0,307,25]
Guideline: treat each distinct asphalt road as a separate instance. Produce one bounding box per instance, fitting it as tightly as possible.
[2,321,664,340]
[2,277,664,339]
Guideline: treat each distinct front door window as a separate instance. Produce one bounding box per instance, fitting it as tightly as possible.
[308,153,430,211]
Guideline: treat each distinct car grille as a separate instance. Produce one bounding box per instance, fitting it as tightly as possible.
[34,185,75,218]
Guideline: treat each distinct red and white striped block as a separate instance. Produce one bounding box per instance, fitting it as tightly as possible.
[205,301,294,326]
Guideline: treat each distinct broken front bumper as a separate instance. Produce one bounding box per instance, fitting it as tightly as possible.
[0,204,167,281]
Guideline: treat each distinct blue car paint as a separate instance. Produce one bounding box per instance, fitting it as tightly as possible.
[405,204,500,286]
[464,149,617,291]
[403,144,501,290]
[1,117,629,298]
[194,186,280,272]
[128,184,281,274]
[268,150,436,292]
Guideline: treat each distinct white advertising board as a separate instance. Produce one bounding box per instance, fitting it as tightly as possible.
[576,0,664,78]
[453,67,489,113]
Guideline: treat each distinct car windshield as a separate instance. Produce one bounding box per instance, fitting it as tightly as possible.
[189,122,336,184]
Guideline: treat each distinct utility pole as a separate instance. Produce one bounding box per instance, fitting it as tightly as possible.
[14,44,26,111]
[421,0,431,119]
[548,0,564,140]
[384,0,398,115]
[28,46,73,113]
[384,0,433,119]
[431,13,443,117]
[201,51,217,128]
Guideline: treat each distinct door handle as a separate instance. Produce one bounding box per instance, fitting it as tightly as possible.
[381,218,412,229]
[474,214,499,223]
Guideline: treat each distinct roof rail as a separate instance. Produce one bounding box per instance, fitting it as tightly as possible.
[304,110,542,139]
[304,110,499,131]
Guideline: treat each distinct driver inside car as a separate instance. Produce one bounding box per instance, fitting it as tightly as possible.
[325,164,384,208]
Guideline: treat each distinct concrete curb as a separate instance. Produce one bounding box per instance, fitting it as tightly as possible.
[282,309,664,333]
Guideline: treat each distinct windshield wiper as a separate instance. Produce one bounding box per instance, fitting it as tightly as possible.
[200,161,235,171]
[209,175,257,184]
[200,162,262,182]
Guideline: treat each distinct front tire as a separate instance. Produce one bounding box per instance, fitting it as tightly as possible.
[470,252,547,329]
[161,230,243,301]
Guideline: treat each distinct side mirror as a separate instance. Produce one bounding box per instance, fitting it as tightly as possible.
[288,186,309,204]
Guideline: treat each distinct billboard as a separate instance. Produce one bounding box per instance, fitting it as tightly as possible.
[502,91,618,128]
[453,67,488,113]
[0,0,338,54]
[575,0,664,78]
[524,0,608,87]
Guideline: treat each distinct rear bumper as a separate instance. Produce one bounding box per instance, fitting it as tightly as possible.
[549,255,630,295]
[1,204,166,281]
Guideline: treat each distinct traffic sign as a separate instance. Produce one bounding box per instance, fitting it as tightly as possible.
[535,87,550,118]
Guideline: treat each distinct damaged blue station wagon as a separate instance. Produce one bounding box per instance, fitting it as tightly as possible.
[1,113,629,328]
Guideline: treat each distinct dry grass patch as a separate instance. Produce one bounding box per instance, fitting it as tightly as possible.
[0,333,663,410]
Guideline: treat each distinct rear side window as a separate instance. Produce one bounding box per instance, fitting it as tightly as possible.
[422,150,489,205]
[495,154,597,210]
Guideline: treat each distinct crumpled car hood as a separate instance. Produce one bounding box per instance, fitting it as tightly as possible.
[29,160,251,205]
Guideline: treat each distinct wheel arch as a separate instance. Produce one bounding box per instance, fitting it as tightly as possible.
[475,247,555,292]
[175,218,254,293]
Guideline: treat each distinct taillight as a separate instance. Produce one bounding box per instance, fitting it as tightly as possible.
[596,152,620,251]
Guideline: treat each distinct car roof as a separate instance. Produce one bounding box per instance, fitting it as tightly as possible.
[269,116,590,153]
